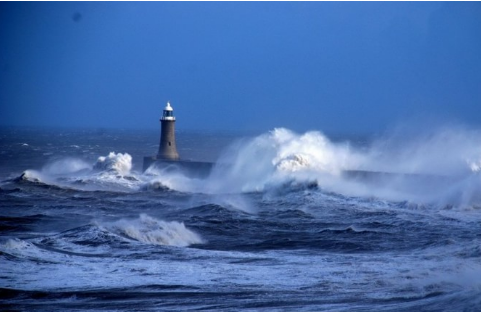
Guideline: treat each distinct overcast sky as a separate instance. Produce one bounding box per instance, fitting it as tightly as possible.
[1,2,480,135]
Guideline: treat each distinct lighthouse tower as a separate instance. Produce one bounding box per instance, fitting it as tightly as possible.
[157,101,180,160]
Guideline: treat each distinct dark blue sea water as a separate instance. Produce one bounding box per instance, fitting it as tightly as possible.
[1,127,481,311]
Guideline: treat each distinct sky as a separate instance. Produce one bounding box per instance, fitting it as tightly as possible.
[1,2,480,135]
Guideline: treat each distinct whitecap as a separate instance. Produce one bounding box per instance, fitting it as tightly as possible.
[103,214,205,247]
[94,152,132,175]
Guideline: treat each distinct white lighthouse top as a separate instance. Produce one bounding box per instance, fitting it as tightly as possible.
[164,101,173,111]
[161,101,175,121]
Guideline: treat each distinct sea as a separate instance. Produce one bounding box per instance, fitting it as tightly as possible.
[1,126,481,311]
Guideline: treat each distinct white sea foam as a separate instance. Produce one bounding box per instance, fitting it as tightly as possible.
[18,169,45,183]
[194,127,481,208]
[196,128,358,194]
[13,127,481,207]
[1,238,53,261]
[14,152,141,192]
[136,127,481,207]
[3,238,33,250]
[144,165,203,193]
[94,152,132,175]
[202,128,360,194]
[104,214,205,247]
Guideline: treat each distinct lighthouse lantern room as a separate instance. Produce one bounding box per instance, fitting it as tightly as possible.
[162,102,175,120]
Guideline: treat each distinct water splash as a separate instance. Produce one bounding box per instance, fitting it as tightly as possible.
[13,152,140,192]
[42,158,91,176]
[10,128,481,208]
[200,127,481,207]
[94,152,132,175]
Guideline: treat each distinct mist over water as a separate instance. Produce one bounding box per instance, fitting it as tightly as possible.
[1,126,481,311]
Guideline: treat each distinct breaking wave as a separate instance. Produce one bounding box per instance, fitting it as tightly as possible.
[12,152,140,192]
[8,127,481,208]
[14,169,46,184]
[204,128,362,193]
[199,127,481,207]
[93,152,132,175]
[100,214,205,247]
[126,126,481,209]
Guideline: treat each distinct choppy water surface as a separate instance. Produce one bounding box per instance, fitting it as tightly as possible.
[1,127,481,311]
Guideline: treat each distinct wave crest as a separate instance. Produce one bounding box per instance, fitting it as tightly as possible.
[199,127,481,208]
[15,170,44,183]
[94,152,132,175]
[271,128,359,175]
[105,214,205,247]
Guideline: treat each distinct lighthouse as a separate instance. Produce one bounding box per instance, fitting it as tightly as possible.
[143,101,213,175]
[157,101,180,160]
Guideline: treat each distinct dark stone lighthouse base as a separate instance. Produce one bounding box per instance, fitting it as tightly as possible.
[143,156,214,178]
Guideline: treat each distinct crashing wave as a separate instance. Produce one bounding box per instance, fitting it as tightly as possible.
[141,180,172,191]
[13,170,55,188]
[10,153,139,192]
[270,128,359,175]
[93,152,132,175]
[104,214,205,247]
[14,170,42,183]
[275,154,311,172]
[197,127,481,208]
[202,128,360,194]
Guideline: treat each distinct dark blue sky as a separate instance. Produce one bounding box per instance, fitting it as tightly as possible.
[1,2,480,134]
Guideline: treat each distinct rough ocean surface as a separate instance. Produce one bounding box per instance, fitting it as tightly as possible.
[1,127,481,311]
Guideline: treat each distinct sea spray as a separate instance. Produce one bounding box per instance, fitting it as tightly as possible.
[94,152,132,175]
[15,169,45,183]
[270,128,360,175]
[201,127,481,207]
[139,127,481,207]
[13,152,141,192]
[15,158,91,188]
[4,127,481,310]
[363,125,481,176]
[144,165,204,193]
[42,158,91,176]
[204,128,362,193]
[11,128,481,207]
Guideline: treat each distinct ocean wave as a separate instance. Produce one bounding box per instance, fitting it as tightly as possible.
[121,127,481,210]
[0,238,56,263]
[102,214,205,247]
[201,128,360,194]
[194,127,481,208]
[8,129,481,209]
[14,170,45,184]
[93,152,132,175]
[12,170,66,191]
[10,153,142,192]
